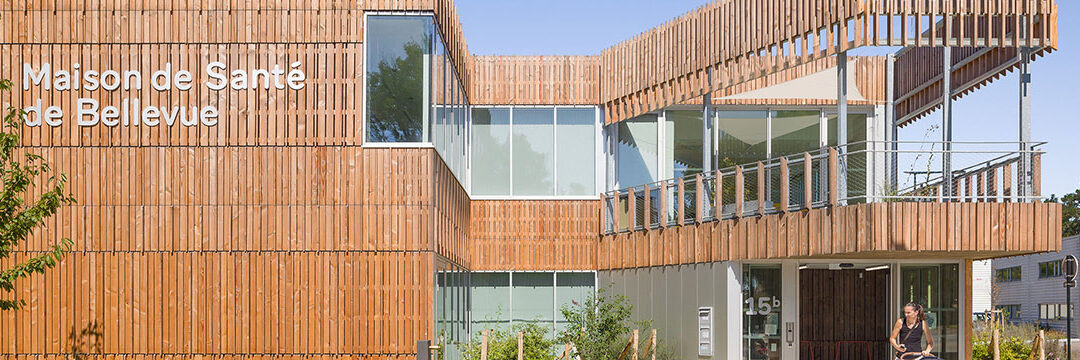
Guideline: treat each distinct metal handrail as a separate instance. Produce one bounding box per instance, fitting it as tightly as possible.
[603,141,1046,234]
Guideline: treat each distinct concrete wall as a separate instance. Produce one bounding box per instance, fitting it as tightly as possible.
[993,235,1080,332]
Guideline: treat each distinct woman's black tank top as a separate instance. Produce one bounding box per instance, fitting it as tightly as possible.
[898,317,924,353]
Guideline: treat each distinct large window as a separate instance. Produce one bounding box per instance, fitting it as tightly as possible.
[365,15,433,143]
[470,106,597,197]
[901,264,960,360]
[995,266,1022,282]
[469,272,595,339]
[716,110,768,168]
[617,114,660,188]
[366,14,470,181]
[664,109,705,179]
[1039,260,1063,278]
[472,108,511,195]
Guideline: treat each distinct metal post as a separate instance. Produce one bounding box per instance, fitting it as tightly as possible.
[942,47,954,199]
[1069,285,1072,360]
[837,51,848,203]
[1019,46,1032,200]
[703,92,713,174]
[886,53,898,193]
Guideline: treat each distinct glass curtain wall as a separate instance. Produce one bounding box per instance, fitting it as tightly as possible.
[611,107,871,214]
[366,15,433,143]
[367,14,469,181]
[469,272,595,340]
[617,114,660,188]
[471,108,511,195]
[436,259,469,360]
[469,106,597,197]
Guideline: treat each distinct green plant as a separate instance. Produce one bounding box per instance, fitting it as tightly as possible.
[556,287,656,360]
[0,78,77,311]
[460,322,555,360]
[1047,188,1080,237]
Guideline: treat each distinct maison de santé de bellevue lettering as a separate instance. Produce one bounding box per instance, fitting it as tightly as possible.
[18,61,308,128]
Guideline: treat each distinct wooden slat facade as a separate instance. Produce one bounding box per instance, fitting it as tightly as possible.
[598,202,1063,270]
[0,1,477,358]
[469,56,601,105]
[469,200,600,271]
[598,0,1059,124]
[0,0,1066,359]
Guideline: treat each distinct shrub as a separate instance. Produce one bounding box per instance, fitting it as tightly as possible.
[460,322,555,360]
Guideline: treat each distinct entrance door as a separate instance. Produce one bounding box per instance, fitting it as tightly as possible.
[799,268,890,360]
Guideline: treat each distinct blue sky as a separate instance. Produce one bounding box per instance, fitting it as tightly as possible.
[456,0,1080,198]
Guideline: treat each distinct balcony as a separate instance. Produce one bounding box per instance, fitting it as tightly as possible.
[603,141,1045,234]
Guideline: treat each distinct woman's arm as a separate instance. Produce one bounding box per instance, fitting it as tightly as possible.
[889,319,904,351]
[922,320,935,354]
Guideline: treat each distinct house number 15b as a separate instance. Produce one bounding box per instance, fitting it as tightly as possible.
[744,296,781,315]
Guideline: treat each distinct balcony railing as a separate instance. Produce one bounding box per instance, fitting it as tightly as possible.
[602,141,1044,234]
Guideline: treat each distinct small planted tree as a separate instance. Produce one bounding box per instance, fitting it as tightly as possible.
[460,322,555,360]
[556,287,655,360]
[0,79,77,310]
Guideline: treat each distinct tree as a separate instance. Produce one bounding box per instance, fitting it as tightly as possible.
[556,287,654,360]
[0,79,77,311]
[1046,188,1080,237]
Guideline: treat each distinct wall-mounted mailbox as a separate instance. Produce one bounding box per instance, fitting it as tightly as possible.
[697,307,713,357]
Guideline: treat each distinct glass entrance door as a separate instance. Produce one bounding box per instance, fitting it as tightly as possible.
[744,264,783,360]
[900,264,960,359]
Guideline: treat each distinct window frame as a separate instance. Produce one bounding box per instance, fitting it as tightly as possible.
[1039,260,1063,279]
[995,265,1022,283]
[468,105,603,200]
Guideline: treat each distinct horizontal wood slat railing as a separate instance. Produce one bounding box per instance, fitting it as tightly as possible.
[603,141,1044,234]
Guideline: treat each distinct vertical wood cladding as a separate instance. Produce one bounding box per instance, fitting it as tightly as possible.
[599,202,1063,270]
[0,147,470,357]
[469,56,601,105]
[470,200,599,271]
[799,269,891,360]
[0,2,476,357]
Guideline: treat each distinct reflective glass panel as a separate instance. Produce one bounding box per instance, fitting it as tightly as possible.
[472,108,512,195]
[716,110,768,168]
[556,108,596,196]
[512,108,556,195]
[365,16,432,143]
[665,110,705,179]
[617,114,659,188]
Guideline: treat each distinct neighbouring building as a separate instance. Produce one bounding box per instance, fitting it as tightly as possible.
[973,260,994,315]
[993,235,1080,332]
[0,1,1063,360]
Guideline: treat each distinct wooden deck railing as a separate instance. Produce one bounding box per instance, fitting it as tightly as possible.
[604,141,1044,234]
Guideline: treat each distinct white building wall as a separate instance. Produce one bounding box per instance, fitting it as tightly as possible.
[972,260,992,313]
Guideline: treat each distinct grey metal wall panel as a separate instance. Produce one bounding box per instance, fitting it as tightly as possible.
[993,235,1080,332]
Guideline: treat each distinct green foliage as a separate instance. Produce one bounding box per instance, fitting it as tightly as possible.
[555,287,653,360]
[1047,188,1080,237]
[972,321,1073,360]
[972,336,1032,360]
[0,79,77,311]
[461,323,555,360]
